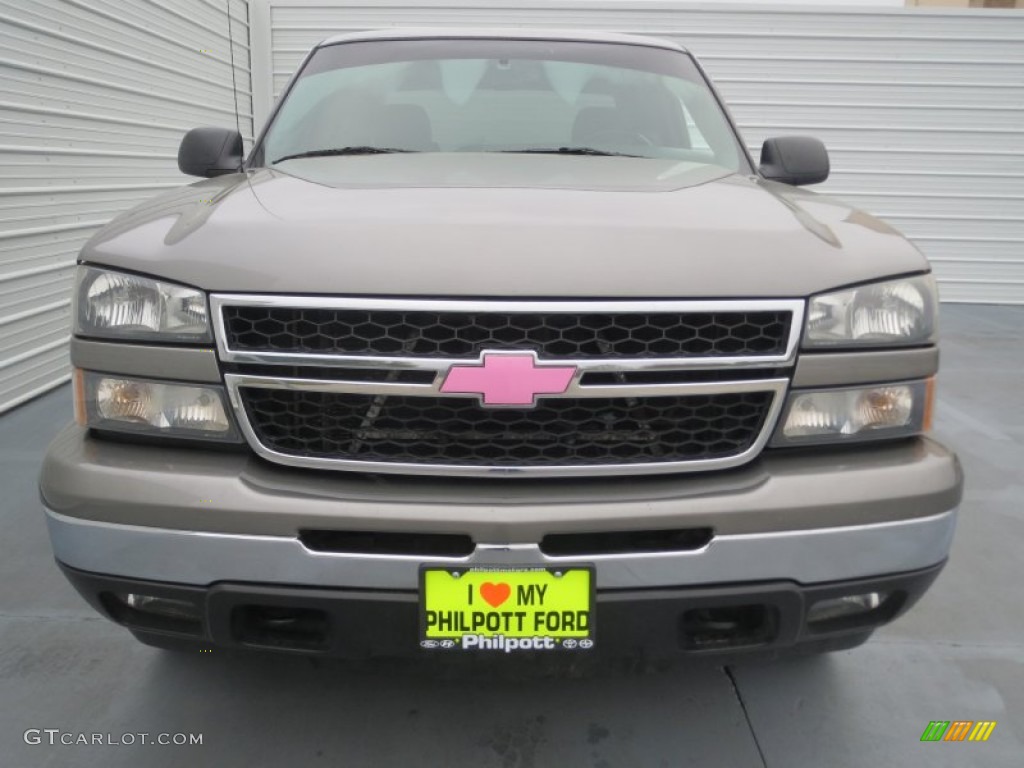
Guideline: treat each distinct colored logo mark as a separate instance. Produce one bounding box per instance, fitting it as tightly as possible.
[920,721,997,742]
[440,352,576,406]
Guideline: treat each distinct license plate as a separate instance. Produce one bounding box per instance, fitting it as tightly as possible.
[419,566,595,653]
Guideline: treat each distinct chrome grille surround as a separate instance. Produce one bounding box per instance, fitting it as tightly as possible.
[220,302,794,360]
[214,296,803,478]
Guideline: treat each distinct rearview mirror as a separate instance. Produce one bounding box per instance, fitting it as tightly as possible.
[178,127,243,178]
[759,136,829,186]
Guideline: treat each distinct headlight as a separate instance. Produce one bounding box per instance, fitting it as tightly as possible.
[804,275,937,348]
[771,379,933,446]
[74,266,210,342]
[75,371,240,442]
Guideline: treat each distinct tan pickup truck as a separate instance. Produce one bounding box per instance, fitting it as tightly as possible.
[40,29,962,660]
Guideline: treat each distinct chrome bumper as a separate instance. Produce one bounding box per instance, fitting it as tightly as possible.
[46,506,957,591]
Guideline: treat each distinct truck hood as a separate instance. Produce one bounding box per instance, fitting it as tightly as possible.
[83,153,927,297]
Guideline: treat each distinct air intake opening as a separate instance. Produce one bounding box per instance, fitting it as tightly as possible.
[299,530,475,558]
[540,528,713,557]
[680,604,779,651]
[231,605,330,651]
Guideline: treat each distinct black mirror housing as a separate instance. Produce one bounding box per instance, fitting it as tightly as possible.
[178,127,244,178]
[759,136,829,186]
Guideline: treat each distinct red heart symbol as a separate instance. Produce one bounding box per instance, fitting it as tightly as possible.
[480,582,511,608]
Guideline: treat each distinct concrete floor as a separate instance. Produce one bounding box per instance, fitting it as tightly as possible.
[1,304,1021,767]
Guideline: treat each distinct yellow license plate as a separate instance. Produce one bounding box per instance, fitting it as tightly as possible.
[420,566,595,652]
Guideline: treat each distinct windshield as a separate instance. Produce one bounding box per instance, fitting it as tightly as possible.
[257,38,747,172]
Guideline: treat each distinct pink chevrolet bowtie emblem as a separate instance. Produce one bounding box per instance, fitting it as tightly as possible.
[440,352,576,406]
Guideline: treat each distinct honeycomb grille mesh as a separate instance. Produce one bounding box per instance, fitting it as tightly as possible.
[238,389,774,467]
[222,306,792,359]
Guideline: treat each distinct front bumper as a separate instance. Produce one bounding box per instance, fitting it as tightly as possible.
[41,427,961,590]
[41,428,962,656]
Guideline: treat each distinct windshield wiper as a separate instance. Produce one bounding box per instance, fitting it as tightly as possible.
[272,147,415,163]
[503,147,642,158]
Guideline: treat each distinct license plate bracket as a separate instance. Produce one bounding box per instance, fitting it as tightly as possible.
[419,565,595,652]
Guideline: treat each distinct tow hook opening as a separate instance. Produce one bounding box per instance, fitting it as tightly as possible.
[231,605,331,651]
[680,604,779,651]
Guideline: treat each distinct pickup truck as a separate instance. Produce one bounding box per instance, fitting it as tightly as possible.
[40,29,962,659]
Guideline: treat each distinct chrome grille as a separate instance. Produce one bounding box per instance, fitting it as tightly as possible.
[238,389,774,467]
[222,305,791,359]
[215,296,801,478]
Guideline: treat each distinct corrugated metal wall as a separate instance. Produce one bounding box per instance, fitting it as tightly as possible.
[0,0,252,413]
[254,0,1024,305]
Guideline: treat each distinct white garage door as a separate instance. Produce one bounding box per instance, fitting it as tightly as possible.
[0,0,253,413]
[253,0,1024,306]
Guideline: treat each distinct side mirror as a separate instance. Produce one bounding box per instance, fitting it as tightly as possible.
[178,127,243,178]
[759,136,829,186]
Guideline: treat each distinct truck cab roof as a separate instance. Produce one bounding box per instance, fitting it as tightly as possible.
[318,27,689,54]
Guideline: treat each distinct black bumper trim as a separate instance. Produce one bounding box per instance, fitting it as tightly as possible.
[58,561,944,660]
